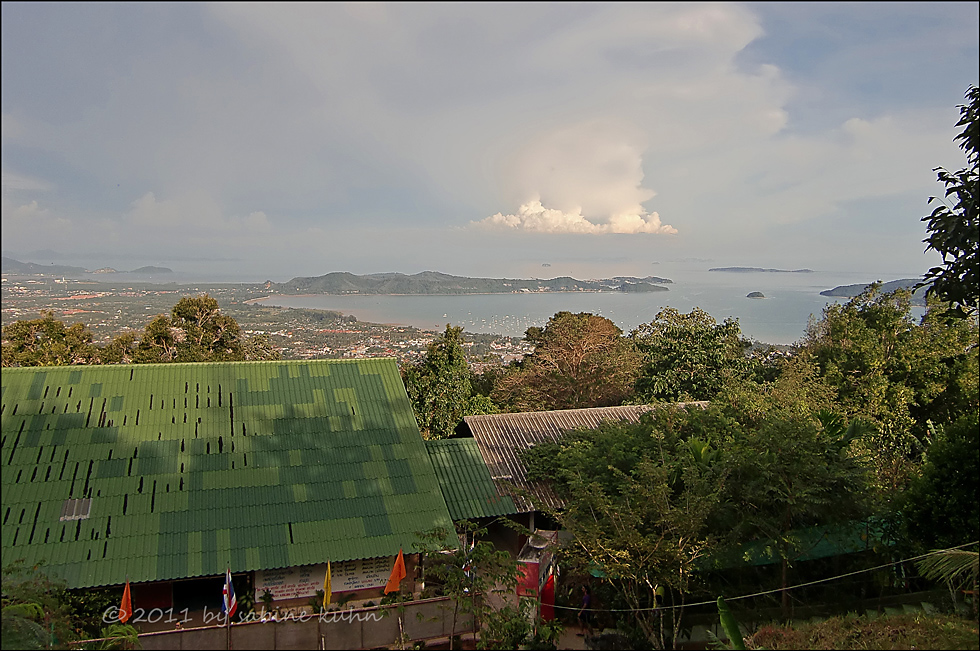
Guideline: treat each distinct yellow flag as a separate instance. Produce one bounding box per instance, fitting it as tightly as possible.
[322,561,332,609]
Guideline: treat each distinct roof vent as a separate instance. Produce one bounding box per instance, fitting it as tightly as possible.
[59,498,92,521]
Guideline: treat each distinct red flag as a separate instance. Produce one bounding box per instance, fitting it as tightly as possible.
[541,574,555,621]
[120,580,132,624]
[384,549,407,594]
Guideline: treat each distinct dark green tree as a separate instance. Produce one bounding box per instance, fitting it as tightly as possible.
[720,412,870,616]
[803,285,977,436]
[1,560,136,649]
[921,85,979,317]
[630,307,752,403]
[402,325,490,439]
[492,312,641,411]
[524,408,728,649]
[1,312,100,367]
[902,411,980,552]
[802,284,978,495]
[131,294,279,364]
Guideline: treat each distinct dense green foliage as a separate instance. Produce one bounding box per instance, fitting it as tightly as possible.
[402,325,497,439]
[1,561,137,650]
[524,397,873,645]
[0,312,101,367]
[525,408,724,648]
[801,285,978,497]
[921,85,979,317]
[630,307,752,402]
[902,412,980,552]
[1,295,280,367]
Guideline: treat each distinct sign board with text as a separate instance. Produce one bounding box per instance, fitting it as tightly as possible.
[254,556,394,600]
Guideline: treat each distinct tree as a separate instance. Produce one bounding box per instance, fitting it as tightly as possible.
[524,408,727,649]
[491,312,641,411]
[720,411,870,616]
[921,85,979,317]
[1,560,134,649]
[413,521,554,651]
[132,295,246,363]
[801,284,978,495]
[902,411,980,552]
[402,325,491,439]
[1,312,100,367]
[128,294,279,364]
[1,296,280,367]
[630,307,753,403]
[803,284,977,437]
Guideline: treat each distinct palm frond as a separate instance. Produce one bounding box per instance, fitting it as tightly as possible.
[915,549,979,592]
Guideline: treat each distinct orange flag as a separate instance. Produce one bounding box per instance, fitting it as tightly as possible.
[120,580,132,623]
[384,549,407,594]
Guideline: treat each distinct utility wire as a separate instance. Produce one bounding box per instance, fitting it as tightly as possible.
[538,540,979,613]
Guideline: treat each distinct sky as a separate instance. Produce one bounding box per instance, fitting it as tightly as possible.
[2,2,978,283]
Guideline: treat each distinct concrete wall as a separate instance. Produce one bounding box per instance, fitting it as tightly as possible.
[138,597,473,650]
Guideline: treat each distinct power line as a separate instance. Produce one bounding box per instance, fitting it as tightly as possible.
[540,540,979,613]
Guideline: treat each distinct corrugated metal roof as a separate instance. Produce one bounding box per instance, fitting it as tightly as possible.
[1,359,454,589]
[462,404,708,512]
[425,439,518,521]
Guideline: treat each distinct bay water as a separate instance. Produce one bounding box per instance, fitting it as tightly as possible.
[258,269,923,345]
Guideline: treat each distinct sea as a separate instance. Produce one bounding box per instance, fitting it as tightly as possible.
[256,268,926,345]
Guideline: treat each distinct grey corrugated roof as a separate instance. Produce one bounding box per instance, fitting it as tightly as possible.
[462,404,707,512]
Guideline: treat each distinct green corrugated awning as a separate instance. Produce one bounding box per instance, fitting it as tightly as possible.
[2,359,455,588]
[425,438,518,520]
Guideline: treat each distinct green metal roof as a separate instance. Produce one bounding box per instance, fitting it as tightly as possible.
[425,438,517,521]
[1,359,454,589]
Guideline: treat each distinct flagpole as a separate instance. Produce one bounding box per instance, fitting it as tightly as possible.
[225,567,234,651]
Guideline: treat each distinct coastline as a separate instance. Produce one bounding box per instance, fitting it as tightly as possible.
[245,287,668,304]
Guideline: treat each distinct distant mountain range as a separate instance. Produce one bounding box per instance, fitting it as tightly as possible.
[820,278,927,305]
[709,267,814,273]
[272,271,672,295]
[1,257,172,276]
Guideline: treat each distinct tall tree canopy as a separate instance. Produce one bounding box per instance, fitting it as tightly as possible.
[902,411,980,552]
[402,325,495,440]
[525,398,870,646]
[802,284,977,441]
[491,311,641,411]
[630,307,752,403]
[131,295,252,363]
[1,312,100,367]
[801,284,977,496]
[921,85,979,316]
[1,295,280,367]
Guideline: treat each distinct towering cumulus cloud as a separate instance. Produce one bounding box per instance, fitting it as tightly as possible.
[473,120,676,235]
[479,200,675,234]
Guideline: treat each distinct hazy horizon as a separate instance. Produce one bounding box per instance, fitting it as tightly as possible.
[3,3,978,283]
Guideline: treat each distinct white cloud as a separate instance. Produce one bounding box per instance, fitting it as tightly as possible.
[479,120,676,235]
[475,199,675,235]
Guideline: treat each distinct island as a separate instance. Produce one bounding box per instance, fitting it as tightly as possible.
[271,271,673,295]
[820,279,927,305]
[746,292,766,299]
[1,257,88,276]
[710,267,813,273]
[129,266,173,274]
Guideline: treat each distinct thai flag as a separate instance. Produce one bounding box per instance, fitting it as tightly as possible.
[222,568,238,621]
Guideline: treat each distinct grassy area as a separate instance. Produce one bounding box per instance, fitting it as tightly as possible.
[747,612,979,650]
